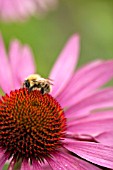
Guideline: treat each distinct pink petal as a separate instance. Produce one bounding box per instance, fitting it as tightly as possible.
[65,88,113,118]
[57,60,113,108]
[74,110,113,122]
[64,140,113,169]
[0,34,13,93]
[49,34,80,97]
[67,110,113,124]
[67,117,113,136]
[67,111,113,136]
[9,41,35,89]
[47,150,101,170]
[95,131,113,146]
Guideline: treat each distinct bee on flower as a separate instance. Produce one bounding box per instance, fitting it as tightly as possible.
[23,74,53,94]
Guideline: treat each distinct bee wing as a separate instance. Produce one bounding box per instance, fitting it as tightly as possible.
[47,78,54,85]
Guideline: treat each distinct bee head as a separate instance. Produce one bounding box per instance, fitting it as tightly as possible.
[24,80,30,88]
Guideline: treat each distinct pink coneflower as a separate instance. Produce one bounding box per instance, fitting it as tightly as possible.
[0,34,113,170]
[0,0,58,22]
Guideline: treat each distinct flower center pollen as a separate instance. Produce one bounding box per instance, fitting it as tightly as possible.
[0,88,66,162]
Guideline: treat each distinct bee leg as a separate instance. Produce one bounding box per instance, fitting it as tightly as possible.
[40,88,44,94]
[28,87,32,93]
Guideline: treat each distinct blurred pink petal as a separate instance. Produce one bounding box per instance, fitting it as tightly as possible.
[31,160,45,170]
[0,0,36,21]
[9,40,21,88]
[0,34,13,93]
[64,140,113,169]
[9,41,35,89]
[0,0,58,22]
[50,34,80,97]
[0,35,36,93]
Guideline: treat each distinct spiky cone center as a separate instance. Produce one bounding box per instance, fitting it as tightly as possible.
[0,88,66,162]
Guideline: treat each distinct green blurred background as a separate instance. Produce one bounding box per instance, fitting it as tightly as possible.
[0,0,113,78]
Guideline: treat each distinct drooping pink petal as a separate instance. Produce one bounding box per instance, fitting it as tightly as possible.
[49,34,80,97]
[65,88,113,118]
[20,160,31,170]
[0,34,13,93]
[57,60,113,108]
[64,140,113,169]
[95,131,113,146]
[0,151,9,170]
[47,150,101,170]
[20,159,47,170]
[32,159,45,170]
[9,41,35,89]
[7,158,16,170]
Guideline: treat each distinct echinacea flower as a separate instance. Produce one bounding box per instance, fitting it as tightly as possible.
[0,34,113,170]
[0,0,58,22]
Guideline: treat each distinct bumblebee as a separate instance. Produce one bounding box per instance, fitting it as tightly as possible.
[23,74,52,94]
